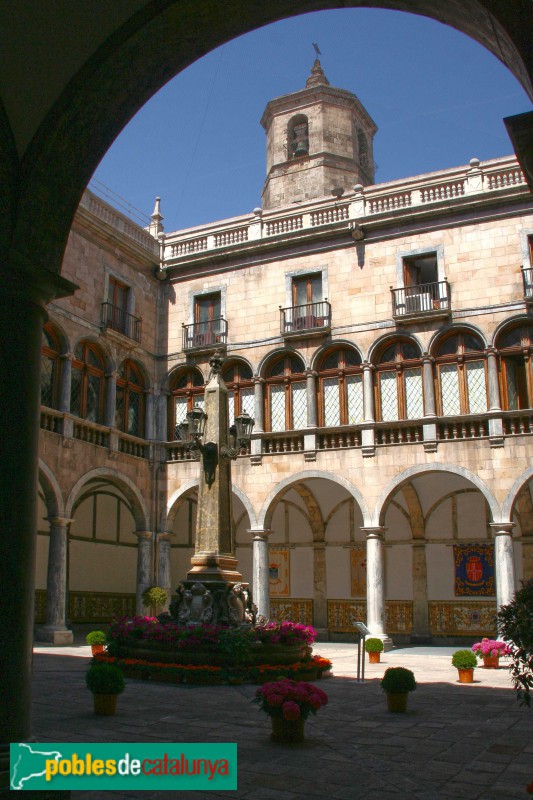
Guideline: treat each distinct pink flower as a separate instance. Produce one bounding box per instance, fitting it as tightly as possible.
[282,701,301,721]
[266,693,284,707]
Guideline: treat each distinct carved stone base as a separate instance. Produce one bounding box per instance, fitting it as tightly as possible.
[168,581,256,626]
[35,625,74,645]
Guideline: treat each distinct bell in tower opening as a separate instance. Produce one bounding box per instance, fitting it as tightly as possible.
[289,115,309,158]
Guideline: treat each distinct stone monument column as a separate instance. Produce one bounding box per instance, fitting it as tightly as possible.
[249,529,271,619]
[489,522,516,610]
[156,531,173,611]
[361,526,392,648]
[135,531,154,614]
[36,516,73,644]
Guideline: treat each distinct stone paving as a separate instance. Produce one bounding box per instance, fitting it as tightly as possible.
[29,643,533,799]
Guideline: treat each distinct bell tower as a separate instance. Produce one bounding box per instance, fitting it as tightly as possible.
[261,59,377,209]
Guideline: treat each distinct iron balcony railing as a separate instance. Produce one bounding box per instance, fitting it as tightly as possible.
[182,317,228,351]
[280,300,331,335]
[101,302,142,343]
[391,280,451,318]
[522,266,533,302]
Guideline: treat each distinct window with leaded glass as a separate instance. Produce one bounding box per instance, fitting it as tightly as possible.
[265,354,307,431]
[375,339,423,421]
[434,331,487,416]
[495,323,533,410]
[221,361,254,425]
[70,341,105,422]
[116,360,145,437]
[318,347,363,427]
[41,324,61,409]
[169,368,205,440]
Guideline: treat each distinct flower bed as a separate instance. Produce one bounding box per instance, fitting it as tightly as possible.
[93,652,332,685]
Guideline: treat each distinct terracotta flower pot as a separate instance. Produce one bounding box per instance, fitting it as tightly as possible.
[368,651,380,664]
[93,694,118,716]
[386,692,408,713]
[457,668,474,683]
[270,715,305,743]
[483,654,499,669]
[91,644,105,656]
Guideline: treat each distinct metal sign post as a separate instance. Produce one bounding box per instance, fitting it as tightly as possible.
[353,621,371,682]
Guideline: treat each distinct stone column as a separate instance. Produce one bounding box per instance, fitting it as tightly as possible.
[313,543,328,631]
[487,349,502,411]
[306,370,317,427]
[156,532,173,611]
[0,263,77,783]
[422,355,436,416]
[490,523,516,611]
[253,377,264,432]
[251,377,264,462]
[362,526,392,648]
[144,391,155,440]
[362,363,375,456]
[36,517,73,644]
[363,363,375,422]
[59,353,73,412]
[250,529,270,620]
[135,531,154,614]
[104,370,117,427]
[411,540,430,640]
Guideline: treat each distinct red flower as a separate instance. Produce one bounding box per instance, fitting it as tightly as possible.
[282,701,301,721]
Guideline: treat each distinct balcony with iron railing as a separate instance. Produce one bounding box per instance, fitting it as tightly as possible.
[182,317,228,352]
[101,302,142,343]
[280,300,331,337]
[391,280,451,322]
[522,266,533,304]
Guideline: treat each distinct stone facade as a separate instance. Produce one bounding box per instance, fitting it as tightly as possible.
[36,68,533,643]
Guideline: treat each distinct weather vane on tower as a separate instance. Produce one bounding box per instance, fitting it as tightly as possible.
[312,42,322,58]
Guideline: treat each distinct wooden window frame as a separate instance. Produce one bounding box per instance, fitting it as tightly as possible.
[116,360,145,437]
[496,325,533,411]
[435,333,488,416]
[374,341,423,422]
[317,348,363,427]
[264,355,306,432]
[71,342,105,422]
[169,369,205,441]
[41,324,61,409]
[221,361,254,419]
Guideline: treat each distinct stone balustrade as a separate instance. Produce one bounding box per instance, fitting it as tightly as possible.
[161,156,526,267]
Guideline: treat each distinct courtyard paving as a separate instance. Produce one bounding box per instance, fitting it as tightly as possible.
[29,643,533,799]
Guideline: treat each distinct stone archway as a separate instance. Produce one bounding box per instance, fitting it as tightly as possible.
[379,468,503,642]
[262,474,366,632]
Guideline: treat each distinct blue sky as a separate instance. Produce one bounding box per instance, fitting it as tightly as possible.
[92,7,532,233]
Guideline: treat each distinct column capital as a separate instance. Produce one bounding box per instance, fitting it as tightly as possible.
[305,369,318,378]
[5,253,78,308]
[422,353,435,365]
[361,526,386,539]
[60,351,74,361]
[248,528,271,541]
[47,516,73,527]
[135,530,153,541]
[489,522,515,536]
[253,376,265,386]
[362,361,374,372]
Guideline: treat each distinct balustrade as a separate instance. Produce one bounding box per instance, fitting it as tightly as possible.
[263,433,304,454]
[437,417,490,440]
[73,420,110,447]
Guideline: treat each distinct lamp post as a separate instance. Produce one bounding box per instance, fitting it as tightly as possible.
[171,351,256,626]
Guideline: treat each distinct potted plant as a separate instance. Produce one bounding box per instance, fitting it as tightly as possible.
[255,679,328,742]
[365,637,384,664]
[380,667,416,713]
[85,630,106,656]
[497,578,533,707]
[141,586,168,616]
[472,638,510,668]
[452,649,477,683]
[86,663,125,716]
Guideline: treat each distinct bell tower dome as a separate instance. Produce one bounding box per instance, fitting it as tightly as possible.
[260,59,377,209]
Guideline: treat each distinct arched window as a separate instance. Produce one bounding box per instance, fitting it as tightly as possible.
[70,341,105,422]
[169,369,204,440]
[221,361,254,425]
[435,331,487,415]
[41,324,61,409]
[495,323,533,410]
[375,340,423,421]
[287,114,309,159]
[116,360,145,437]
[265,354,307,431]
[318,347,363,426]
